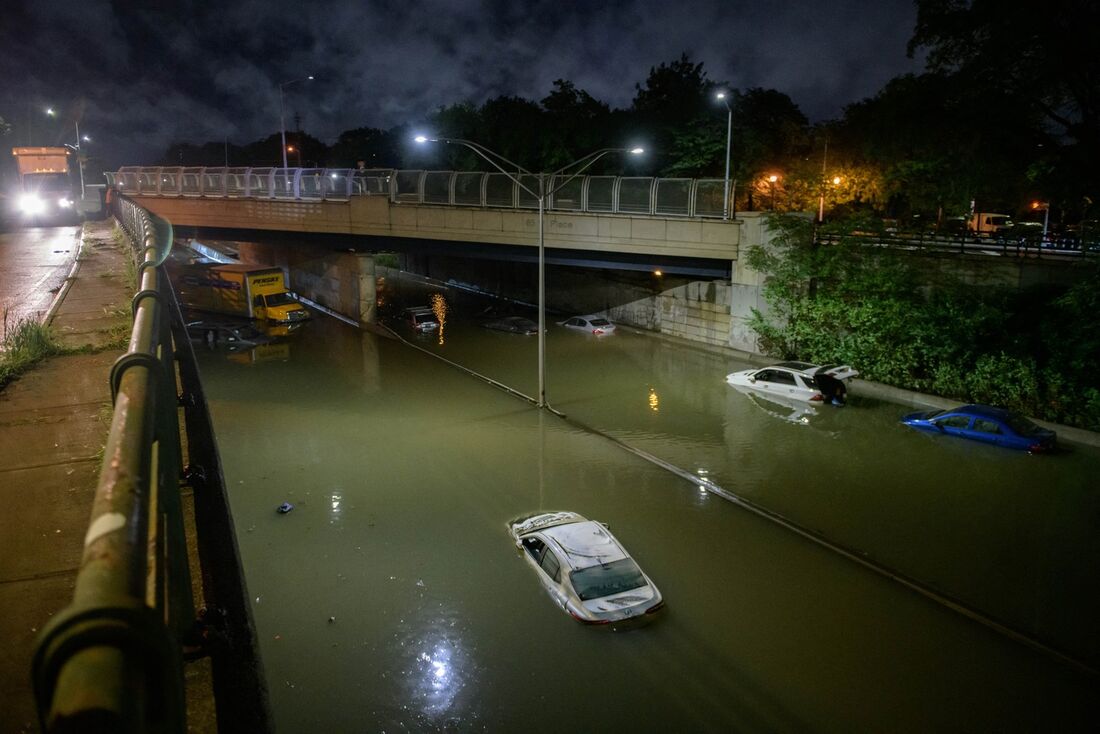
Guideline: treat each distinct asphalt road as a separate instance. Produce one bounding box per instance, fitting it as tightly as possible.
[0,225,81,335]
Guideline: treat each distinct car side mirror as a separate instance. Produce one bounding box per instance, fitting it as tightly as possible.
[748,377,756,384]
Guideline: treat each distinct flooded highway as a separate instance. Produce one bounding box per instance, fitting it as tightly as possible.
[192,280,1099,732]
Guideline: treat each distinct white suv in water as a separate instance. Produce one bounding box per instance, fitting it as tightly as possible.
[508,511,664,625]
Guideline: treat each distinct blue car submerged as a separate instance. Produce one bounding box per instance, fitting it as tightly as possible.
[900,404,1056,453]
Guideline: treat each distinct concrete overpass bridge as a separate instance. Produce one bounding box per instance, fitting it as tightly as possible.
[106,166,768,350]
[105,166,754,272]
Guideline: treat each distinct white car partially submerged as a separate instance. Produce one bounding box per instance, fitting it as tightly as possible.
[725,361,859,404]
[509,511,664,625]
[558,315,616,336]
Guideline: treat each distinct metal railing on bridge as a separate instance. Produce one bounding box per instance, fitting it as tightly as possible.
[105,166,733,218]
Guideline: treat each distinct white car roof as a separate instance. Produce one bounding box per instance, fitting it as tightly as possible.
[542,521,628,571]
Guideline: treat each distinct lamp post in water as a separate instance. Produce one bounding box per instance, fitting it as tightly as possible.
[413,136,643,408]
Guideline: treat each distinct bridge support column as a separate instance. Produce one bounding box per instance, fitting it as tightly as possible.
[728,257,767,353]
[355,253,376,325]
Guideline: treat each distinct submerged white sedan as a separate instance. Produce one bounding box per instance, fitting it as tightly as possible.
[509,511,664,625]
[558,315,616,336]
[725,361,859,404]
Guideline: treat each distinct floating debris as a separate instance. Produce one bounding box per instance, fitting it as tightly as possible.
[276,502,294,514]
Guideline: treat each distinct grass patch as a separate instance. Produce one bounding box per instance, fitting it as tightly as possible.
[113,225,139,292]
[0,315,61,390]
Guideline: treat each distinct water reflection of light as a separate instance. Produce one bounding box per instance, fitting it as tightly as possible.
[430,293,448,346]
[648,387,660,412]
[697,468,709,494]
[328,490,344,524]
[409,635,464,716]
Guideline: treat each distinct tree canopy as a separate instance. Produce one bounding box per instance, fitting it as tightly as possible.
[153,36,1098,225]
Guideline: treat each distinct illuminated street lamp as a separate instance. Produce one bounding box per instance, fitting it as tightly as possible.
[1031,200,1050,238]
[47,107,88,200]
[714,91,733,219]
[279,75,313,169]
[767,174,780,210]
[414,135,643,407]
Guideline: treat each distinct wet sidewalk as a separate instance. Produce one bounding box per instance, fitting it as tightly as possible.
[0,220,132,733]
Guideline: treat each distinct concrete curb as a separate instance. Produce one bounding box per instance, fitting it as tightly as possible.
[43,225,86,326]
[849,378,1100,449]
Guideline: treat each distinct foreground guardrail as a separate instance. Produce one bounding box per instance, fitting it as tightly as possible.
[106,165,732,218]
[32,197,271,732]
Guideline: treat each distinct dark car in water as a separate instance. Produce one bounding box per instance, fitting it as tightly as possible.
[900,404,1056,453]
[482,316,539,335]
[186,320,273,350]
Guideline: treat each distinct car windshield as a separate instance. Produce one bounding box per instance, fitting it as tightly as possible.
[414,313,436,324]
[924,409,945,420]
[589,319,611,327]
[265,292,294,306]
[569,558,646,601]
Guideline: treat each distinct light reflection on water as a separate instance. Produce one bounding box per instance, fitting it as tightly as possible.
[197,303,1099,733]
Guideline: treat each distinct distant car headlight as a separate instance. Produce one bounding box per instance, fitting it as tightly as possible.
[18,194,45,215]
[58,197,73,208]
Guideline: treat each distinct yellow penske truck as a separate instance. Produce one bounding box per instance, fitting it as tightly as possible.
[178,264,309,323]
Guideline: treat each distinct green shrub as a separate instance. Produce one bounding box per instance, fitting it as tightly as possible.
[748,214,1100,430]
[0,317,60,389]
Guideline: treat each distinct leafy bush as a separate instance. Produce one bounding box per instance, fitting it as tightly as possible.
[748,214,1100,430]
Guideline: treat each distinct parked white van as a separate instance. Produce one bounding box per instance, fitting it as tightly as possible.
[968,212,1013,237]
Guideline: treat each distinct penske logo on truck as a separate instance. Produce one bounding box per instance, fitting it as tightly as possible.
[251,276,281,286]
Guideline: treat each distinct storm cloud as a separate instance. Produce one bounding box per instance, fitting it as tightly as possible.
[1,0,922,167]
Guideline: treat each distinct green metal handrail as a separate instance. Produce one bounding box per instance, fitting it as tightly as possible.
[31,197,272,732]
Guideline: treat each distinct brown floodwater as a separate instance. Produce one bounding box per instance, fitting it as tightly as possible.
[195,284,1099,732]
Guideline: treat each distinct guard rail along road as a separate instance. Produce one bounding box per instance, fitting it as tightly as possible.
[31,198,271,733]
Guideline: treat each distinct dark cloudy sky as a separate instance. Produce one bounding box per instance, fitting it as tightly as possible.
[1,0,923,168]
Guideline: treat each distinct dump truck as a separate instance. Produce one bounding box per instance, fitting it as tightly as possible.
[177,264,309,323]
[10,146,79,222]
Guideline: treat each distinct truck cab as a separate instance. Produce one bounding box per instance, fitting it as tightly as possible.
[252,289,307,323]
[10,147,79,223]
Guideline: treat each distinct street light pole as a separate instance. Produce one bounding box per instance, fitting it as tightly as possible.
[818,138,828,223]
[50,107,87,201]
[74,119,86,201]
[715,92,732,219]
[279,76,313,169]
[413,137,642,407]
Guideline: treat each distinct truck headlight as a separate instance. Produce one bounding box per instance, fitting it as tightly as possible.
[18,194,45,215]
[58,197,73,208]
